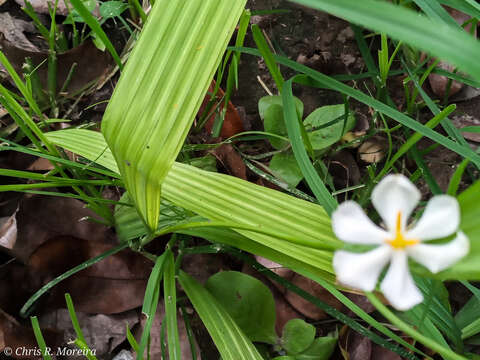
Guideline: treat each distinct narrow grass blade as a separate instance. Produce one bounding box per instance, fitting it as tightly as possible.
[413,0,460,27]
[65,294,98,360]
[30,317,53,360]
[231,47,480,167]
[251,24,284,92]
[68,0,122,69]
[138,252,167,360]
[288,0,480,79]
[282,77,337,215]
[178,271,263,360]
[164,251,180,360]
[102,0,246,231]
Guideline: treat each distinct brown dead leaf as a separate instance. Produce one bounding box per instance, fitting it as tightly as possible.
[339,327,372,360]
[29,236,151,314]
[0,37,112,94]
[40,308,139,357]
[13,195,113,263]
[0,210,17,250]
[254,256,294,294]
[285,274,343,320]
[199,80,244,139]
[14,0,100,17]
[0,14,38,52]
[358,137,387,164]
[0,308,60,359]
[371,344,402,360]
[212,144,247,180]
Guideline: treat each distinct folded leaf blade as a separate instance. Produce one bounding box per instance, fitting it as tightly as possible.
[101,0,246,230]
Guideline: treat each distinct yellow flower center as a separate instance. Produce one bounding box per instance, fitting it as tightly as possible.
[387,212,419,249]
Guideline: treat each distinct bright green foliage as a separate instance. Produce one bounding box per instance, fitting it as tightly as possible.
[281,319,316,355]
[101,0,246,231]
[439,180,480,279]
[259,95,304,120]
[45,128,339,280]
[205,271,277,344]
[264,105,289,149]
[303,104,355,151]
[178,271,264,360]
[269,152,304,188]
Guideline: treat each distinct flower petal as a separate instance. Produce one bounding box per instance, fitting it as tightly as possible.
[380,251,423,311]
[406,195,459,241]
[372,174,420,234]
[407,231,470,273]
[332,201,389,244]
[333,246,392,291]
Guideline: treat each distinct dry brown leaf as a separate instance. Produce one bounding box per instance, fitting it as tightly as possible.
[284,274,343,320]
[0,38,112,94]
[0,210,17,250]
[212,144,247,180]
[40,308,139,357]
[0,308,60,359]
[28,236,151,314]
[199,80,244,139]
[13,195,113,263]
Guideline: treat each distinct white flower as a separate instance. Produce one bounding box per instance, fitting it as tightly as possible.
[332,174,469,311]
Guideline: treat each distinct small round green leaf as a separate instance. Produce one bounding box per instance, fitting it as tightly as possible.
[264,104,289,149]
[205,271,277,344]
[100,1,129,19]
[304,104,355,150]
[258,95,304,120]
[281,319,315,355]
[269,152,303,188]
[296,336,337,360]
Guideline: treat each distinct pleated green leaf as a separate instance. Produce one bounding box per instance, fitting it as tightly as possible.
[45,129,339,279]
[178,271,264,360]
[44,129,480,280]
[101,0,246,230]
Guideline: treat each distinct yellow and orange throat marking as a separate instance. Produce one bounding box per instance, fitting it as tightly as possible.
[386,212,419,249]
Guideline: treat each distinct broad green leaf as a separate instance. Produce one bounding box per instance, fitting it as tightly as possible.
[99,1,128,19]
[258,95,304,120]
[232,47,480,167]
[456,296,480,330]
[102,0,246,230]
[288,0,480,79]
[205,271,277,344]
[178,271,263,360]
[296,335,337,360]
[303,104,355,151]
[438,180,480,279]
[281,319,315,355]
[264,104,289,149]
[269,152,304,188]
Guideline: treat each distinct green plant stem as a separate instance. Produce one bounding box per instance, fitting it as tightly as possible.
[366,292,468,360]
